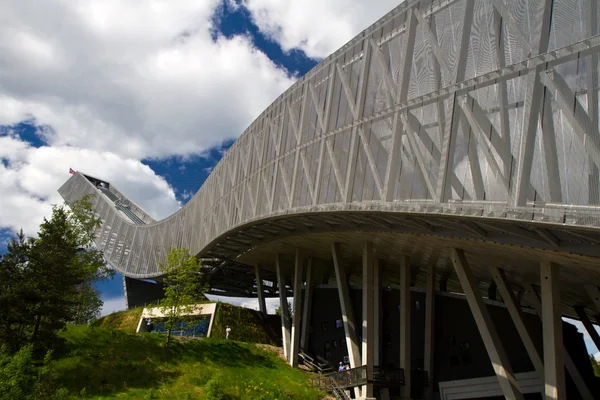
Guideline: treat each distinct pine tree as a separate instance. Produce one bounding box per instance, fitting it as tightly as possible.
[0,230,34,352]
[0,194,113,353]
[159,248,207,346]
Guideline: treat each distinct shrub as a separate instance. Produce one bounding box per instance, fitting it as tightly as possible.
[204,374,227,400]
[0,345,37,400]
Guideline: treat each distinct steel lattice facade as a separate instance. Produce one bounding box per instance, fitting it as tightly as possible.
[60,0,600,279]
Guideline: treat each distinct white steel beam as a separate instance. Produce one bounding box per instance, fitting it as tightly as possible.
[383,112,404,201]
[586,0,599,204]
[300,258,313,351]
[370,38,396,106]
[362,242,375,398]
[336,62,358,119]
[374,258,381,367]
[528,284,594,400]
[358,128,385,198]
[585,285,600,312]
[290,249,303,367]
[400,255,412,400]
[255,264,267,315]
[459,96,509,190]
[513,0,553,207]
[345,38,373,203]
[424,261,435,400]
[490,267,544,379]
[311,139,326,205]
[449,248,524,399]
[540,261,565,400]
[276,254,291,362]
[289,85,309,208]
[402,114,438,199]
[574,307,600,354]
[540,70,600,169]
[491,8,513,180]
[331,243,361,368]
[490,0,533,56]
[540,94,563,203]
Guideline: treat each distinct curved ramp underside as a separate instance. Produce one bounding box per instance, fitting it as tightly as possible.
[60,0,600,280]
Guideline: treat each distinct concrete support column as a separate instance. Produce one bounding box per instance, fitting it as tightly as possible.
[290,250,303,367]
[362,242,375,398]
[254,264,267,315]
[424,262,435,400]
[300,258,313,352]
[399,255,411,400]
[541,261,565,400]
[276,254,291,362]
[331,242,362,400]
[374,259,381,367]
[449,248,524,400]
[527,284,594,400]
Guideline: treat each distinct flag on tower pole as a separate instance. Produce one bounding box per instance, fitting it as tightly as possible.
[69,168,76,175]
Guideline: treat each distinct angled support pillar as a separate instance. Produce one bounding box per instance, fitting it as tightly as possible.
[300,258,313,352]
[362,243,375,398]
[276,254,291,362]
[490,267,544,379]
[424,262,435,400]
[332,243,361,399]
[585,285,600,312]
[540,261,566,400]
[400,255,411,400]
[449,248,524,399]
[290,250,303,367]
[527,284,594,400]
[574,307,600,354]
[254,264,267,315]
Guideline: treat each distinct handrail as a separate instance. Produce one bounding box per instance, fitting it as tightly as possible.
[313,365,405,389]
[299,350,334,374]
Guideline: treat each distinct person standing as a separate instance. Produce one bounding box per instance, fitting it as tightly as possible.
[225,325,231,340]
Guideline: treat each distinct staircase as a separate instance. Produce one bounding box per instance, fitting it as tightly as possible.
[299,350,334,374]
[330,379,351,400]
[97,187,146,225]
[311,375,351,400]
[115,202,146,225]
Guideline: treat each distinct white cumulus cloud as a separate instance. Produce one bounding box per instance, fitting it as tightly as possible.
[0,134,181,236]
[0,0,295,160]
[243,0,402,59]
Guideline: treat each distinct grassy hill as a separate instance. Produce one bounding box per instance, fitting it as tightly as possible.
[94,302,282,346]
[92,306,145,333]
[52,325,323,399]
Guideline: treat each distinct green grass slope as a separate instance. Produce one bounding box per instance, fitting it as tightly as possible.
[210,303,281,346]
[92,307,144,333]
[53,325,323,399]
[95,302,282,347]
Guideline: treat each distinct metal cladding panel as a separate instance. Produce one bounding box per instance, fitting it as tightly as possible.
[58,0,600,278]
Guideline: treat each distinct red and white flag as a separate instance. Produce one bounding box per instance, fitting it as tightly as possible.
[69,168,76,175]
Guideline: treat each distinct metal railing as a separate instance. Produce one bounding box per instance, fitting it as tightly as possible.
[299,350,334,374]
[311,365,405,390]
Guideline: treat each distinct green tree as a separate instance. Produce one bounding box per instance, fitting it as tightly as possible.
[0,231,34,352]
[275,301,292,318]
[159,248,207,346]
[0,194,113,353]
[590,354,600,377]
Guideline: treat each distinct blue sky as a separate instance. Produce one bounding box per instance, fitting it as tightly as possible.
[2,0,600,359]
